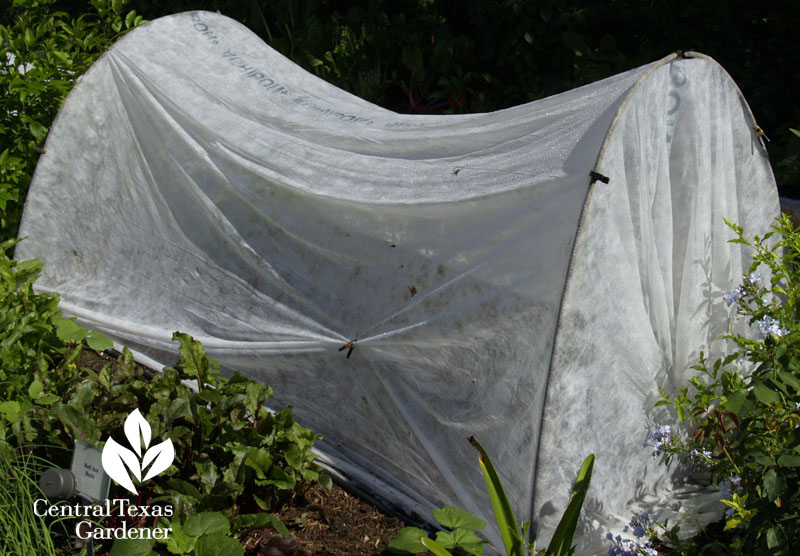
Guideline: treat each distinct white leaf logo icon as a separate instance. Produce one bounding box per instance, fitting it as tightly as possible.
[142,439,175,482]
[101,408,175,495]
[124,408,151,457]
[102,437,141,495]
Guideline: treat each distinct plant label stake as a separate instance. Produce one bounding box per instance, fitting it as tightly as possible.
[71,440,111,503]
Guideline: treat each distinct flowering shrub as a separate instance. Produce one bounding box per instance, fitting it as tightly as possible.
[653,215,800,555]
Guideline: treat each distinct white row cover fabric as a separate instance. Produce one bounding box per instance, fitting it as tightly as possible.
[17,11,779,554]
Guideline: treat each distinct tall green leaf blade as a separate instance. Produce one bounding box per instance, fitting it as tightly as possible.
[388,526,429,554]
[421,536,455,556]
[468,436,523,556]
[546,454,594,556]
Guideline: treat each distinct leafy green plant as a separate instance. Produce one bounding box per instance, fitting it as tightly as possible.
[389,505,487,556]
[146,333,331,518]
[2,240,328,554]
[153,510,263,556]
[0,239,114,453]
[389,436,594,556]
[0,0,145,240]
[655,214,800,554]
[41,333,329,555]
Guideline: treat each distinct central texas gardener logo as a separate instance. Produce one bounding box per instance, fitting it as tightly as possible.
[102,409,174,495]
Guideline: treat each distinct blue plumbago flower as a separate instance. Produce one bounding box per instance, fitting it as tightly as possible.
[607,534,639,556]
[723,286,744,307]
[744,271,762,284]
[720,476,743,498]
[626,512,652,532]
[643,424,672,458]
[607,526,658,556]
[689,448,712,460]
[756,315,788,339]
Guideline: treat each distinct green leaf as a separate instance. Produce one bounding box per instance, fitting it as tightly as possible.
[109,538,155,556]
[164,522,196,554]
[195,459,220,492]
[777,370,800,391]
[28,379,43,399]
[753,452,775,466]
[172,331,219,387]
[33,394,60,405]
[86,330,114,351]
[265,513,290,538]
[753,383,781,405]
[183,512,230,537]
[774,341,788,360]
[231,513,270,529]
[435,528,485,555]
[726,389,753,418]
[777,454,800,467]
[163,398,192,424]
[318,471,333,490]
[421,536,454,556]
[284,444,302,469]
[388,527,430,554]
[432,506,487,531]
[231,513,289,537]
[724,517,742,531]
[762,469,785,501]
[547,453,595,556]
[58,403,99,442]
[267,465,296,489]
[766,526,787,551]
[0,401,21,422]
[195,534,244,556]
[54,316,88,344]
[245,381,269,416]
[164,479,201,499]
[468,436,523,556]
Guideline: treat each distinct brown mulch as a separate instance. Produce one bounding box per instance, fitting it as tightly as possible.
[76,349,419,556]
[274,483,409,556]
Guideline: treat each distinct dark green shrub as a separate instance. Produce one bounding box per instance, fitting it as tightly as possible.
[0,0,144,240]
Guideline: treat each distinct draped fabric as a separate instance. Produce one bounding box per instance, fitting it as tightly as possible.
[17,12,779,554]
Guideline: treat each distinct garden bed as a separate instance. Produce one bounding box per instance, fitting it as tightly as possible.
[75,350,414,556]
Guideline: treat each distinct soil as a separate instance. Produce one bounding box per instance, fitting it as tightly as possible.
[272,483,411,556]
[76,349,422,556]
